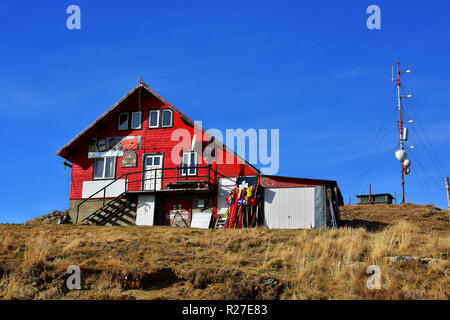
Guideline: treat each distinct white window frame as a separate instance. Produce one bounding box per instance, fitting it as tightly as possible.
[148,110,160,128]
[181,151,197,176]
[118,112,129,131]
[131,111,142,129]
[161,109,173,127]
[93,157,116,180]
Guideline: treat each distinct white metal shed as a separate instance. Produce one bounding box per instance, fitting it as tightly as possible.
[263,186,327,229]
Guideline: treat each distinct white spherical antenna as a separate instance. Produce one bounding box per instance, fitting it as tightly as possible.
[395,149,407,162]
[403,159,411,168]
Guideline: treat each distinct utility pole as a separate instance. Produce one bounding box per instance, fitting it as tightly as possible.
[445,178,450,216]
[349,194,351,205]
[393,61,412,204]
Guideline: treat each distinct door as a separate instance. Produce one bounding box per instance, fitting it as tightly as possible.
[217,177,236,214]
[143,154,163,191]
[136,194,155,226]
[263,187,317,229]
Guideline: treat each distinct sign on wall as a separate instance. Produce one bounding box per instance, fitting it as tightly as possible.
[122,150,138,167]
[122,137,139,150]
[88,136,141,158]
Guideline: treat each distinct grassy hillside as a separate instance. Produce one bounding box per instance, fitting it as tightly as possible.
[0,204,448,300]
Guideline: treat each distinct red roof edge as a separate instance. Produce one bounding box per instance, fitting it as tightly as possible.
[261,174,338,186]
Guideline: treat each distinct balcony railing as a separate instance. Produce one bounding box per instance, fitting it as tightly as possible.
[125,165,217,192]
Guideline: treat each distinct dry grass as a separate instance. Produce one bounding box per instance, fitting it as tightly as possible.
[0,204,448,300]
[22,229,52,272]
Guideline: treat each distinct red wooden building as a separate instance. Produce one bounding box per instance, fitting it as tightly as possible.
[57,81,342,228]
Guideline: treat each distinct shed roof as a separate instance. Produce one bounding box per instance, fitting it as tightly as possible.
[261,175,343,205]
[260,175,339,187]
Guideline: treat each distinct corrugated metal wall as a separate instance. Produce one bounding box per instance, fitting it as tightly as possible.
[264,187,325,229]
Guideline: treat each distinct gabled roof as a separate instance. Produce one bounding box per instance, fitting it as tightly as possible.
[56,81,261,174]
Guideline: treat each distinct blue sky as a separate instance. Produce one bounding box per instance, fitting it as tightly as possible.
[0,1,449,223]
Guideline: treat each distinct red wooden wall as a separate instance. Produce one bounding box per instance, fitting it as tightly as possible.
[67,89,257,200]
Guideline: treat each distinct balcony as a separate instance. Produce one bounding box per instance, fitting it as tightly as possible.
[124,165,218,193]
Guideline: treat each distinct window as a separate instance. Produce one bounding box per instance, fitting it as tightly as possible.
[148,110,159,128]
[131,111,142,129]
[118,113,129,130]
[161,109,173,127]
[93,157,116,179]
[118,111,143,130]
[181,151,197,176]
[148,109,172,128]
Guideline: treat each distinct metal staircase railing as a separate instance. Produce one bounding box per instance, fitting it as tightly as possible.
[81,192,137,225]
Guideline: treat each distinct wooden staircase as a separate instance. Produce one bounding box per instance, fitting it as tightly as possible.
[81,193,137,226]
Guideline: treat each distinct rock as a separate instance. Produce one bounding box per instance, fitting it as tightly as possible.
[420,258,441,266]
[386,256,442,266]
[262,278,279,287]
[26,210,72,224]
[387,256,418,263]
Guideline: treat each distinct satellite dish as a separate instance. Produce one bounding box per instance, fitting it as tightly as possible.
[395,149,407,162]
[403,159,411,168]
[405,168,411,175]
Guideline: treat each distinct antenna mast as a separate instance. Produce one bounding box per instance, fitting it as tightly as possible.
[393,61,412,204]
